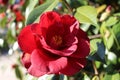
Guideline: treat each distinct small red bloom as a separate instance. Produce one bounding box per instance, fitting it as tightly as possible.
[13,9,25,22]
[18,11,90,77]
[0,12,5,19]
[0,0,8,5]
[39,0,45,4]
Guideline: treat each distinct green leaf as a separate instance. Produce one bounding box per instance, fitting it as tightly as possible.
[15,66,23,80]
[97,42,105,60]
[100,22,114,50]
[74,6,98,27]
[8,0,15,5]
[112,22,120,49]
[95,61,101,68]
[106,33,114,50]
[68,0,88,8]
[0,7,7,13]
[104,73,120,80]
[25,0,38,20]
[106,17,118,27]
[112,22,120,36]
[88,42,106,64]
[0,16,7,28]
[80,24,90,31]
[90,39,101,54]
[26,0,59,25]
[114,12,120,16]
[112,73,120,80]
[84,73,90,80]
[88,52,106,64]
[104,74,112,80]
[6,30,16,44]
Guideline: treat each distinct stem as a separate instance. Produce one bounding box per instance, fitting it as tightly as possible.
[63,0,73,14]
[89,34,102,39]
[92,61,98,75]
[81,70,94,76]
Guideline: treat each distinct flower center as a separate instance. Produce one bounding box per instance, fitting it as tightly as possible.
[52,35,62,46]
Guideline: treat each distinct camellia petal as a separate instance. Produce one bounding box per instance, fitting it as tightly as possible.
[28,49,67,77]
[61,15,76,29]
[21,53,31,69]
[60,58,86,76]
[31,23,42,36]
[39,36,77,56]
[39,11,61,38]
[70,29,90,58]
[72,38,90,58]
[18,24,38,53]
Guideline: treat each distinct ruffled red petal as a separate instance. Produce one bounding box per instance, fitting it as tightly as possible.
[21,53,31,69]
[60,58,86,76]
[39,36,78,56]
[61,15,78,35]
[28,49,67,77]
[70,29,90,58]
[39,11,61,38]
[18,24,39,53]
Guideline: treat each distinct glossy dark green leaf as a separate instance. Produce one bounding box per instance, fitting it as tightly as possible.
[68,0,88,8]
[88,42,106,64]
[26,0,59,25]
[87,52,106,64]
[25,0,38,20]
[97,42,105,59]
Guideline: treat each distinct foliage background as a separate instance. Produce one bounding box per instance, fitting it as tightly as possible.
[0,0,120,80]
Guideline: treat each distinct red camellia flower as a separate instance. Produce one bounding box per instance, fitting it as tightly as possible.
[13,9,25,22]
[18,11,90,77]
[0,0,8,5]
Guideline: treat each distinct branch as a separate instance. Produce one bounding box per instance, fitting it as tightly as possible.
[92,61,99,75]
[63,0,73,14]
[89,34,102,39]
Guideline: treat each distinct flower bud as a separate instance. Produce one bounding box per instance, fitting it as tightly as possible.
[99,5,112,22]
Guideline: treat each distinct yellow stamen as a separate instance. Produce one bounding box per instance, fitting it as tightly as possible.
[52,35,62,45]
